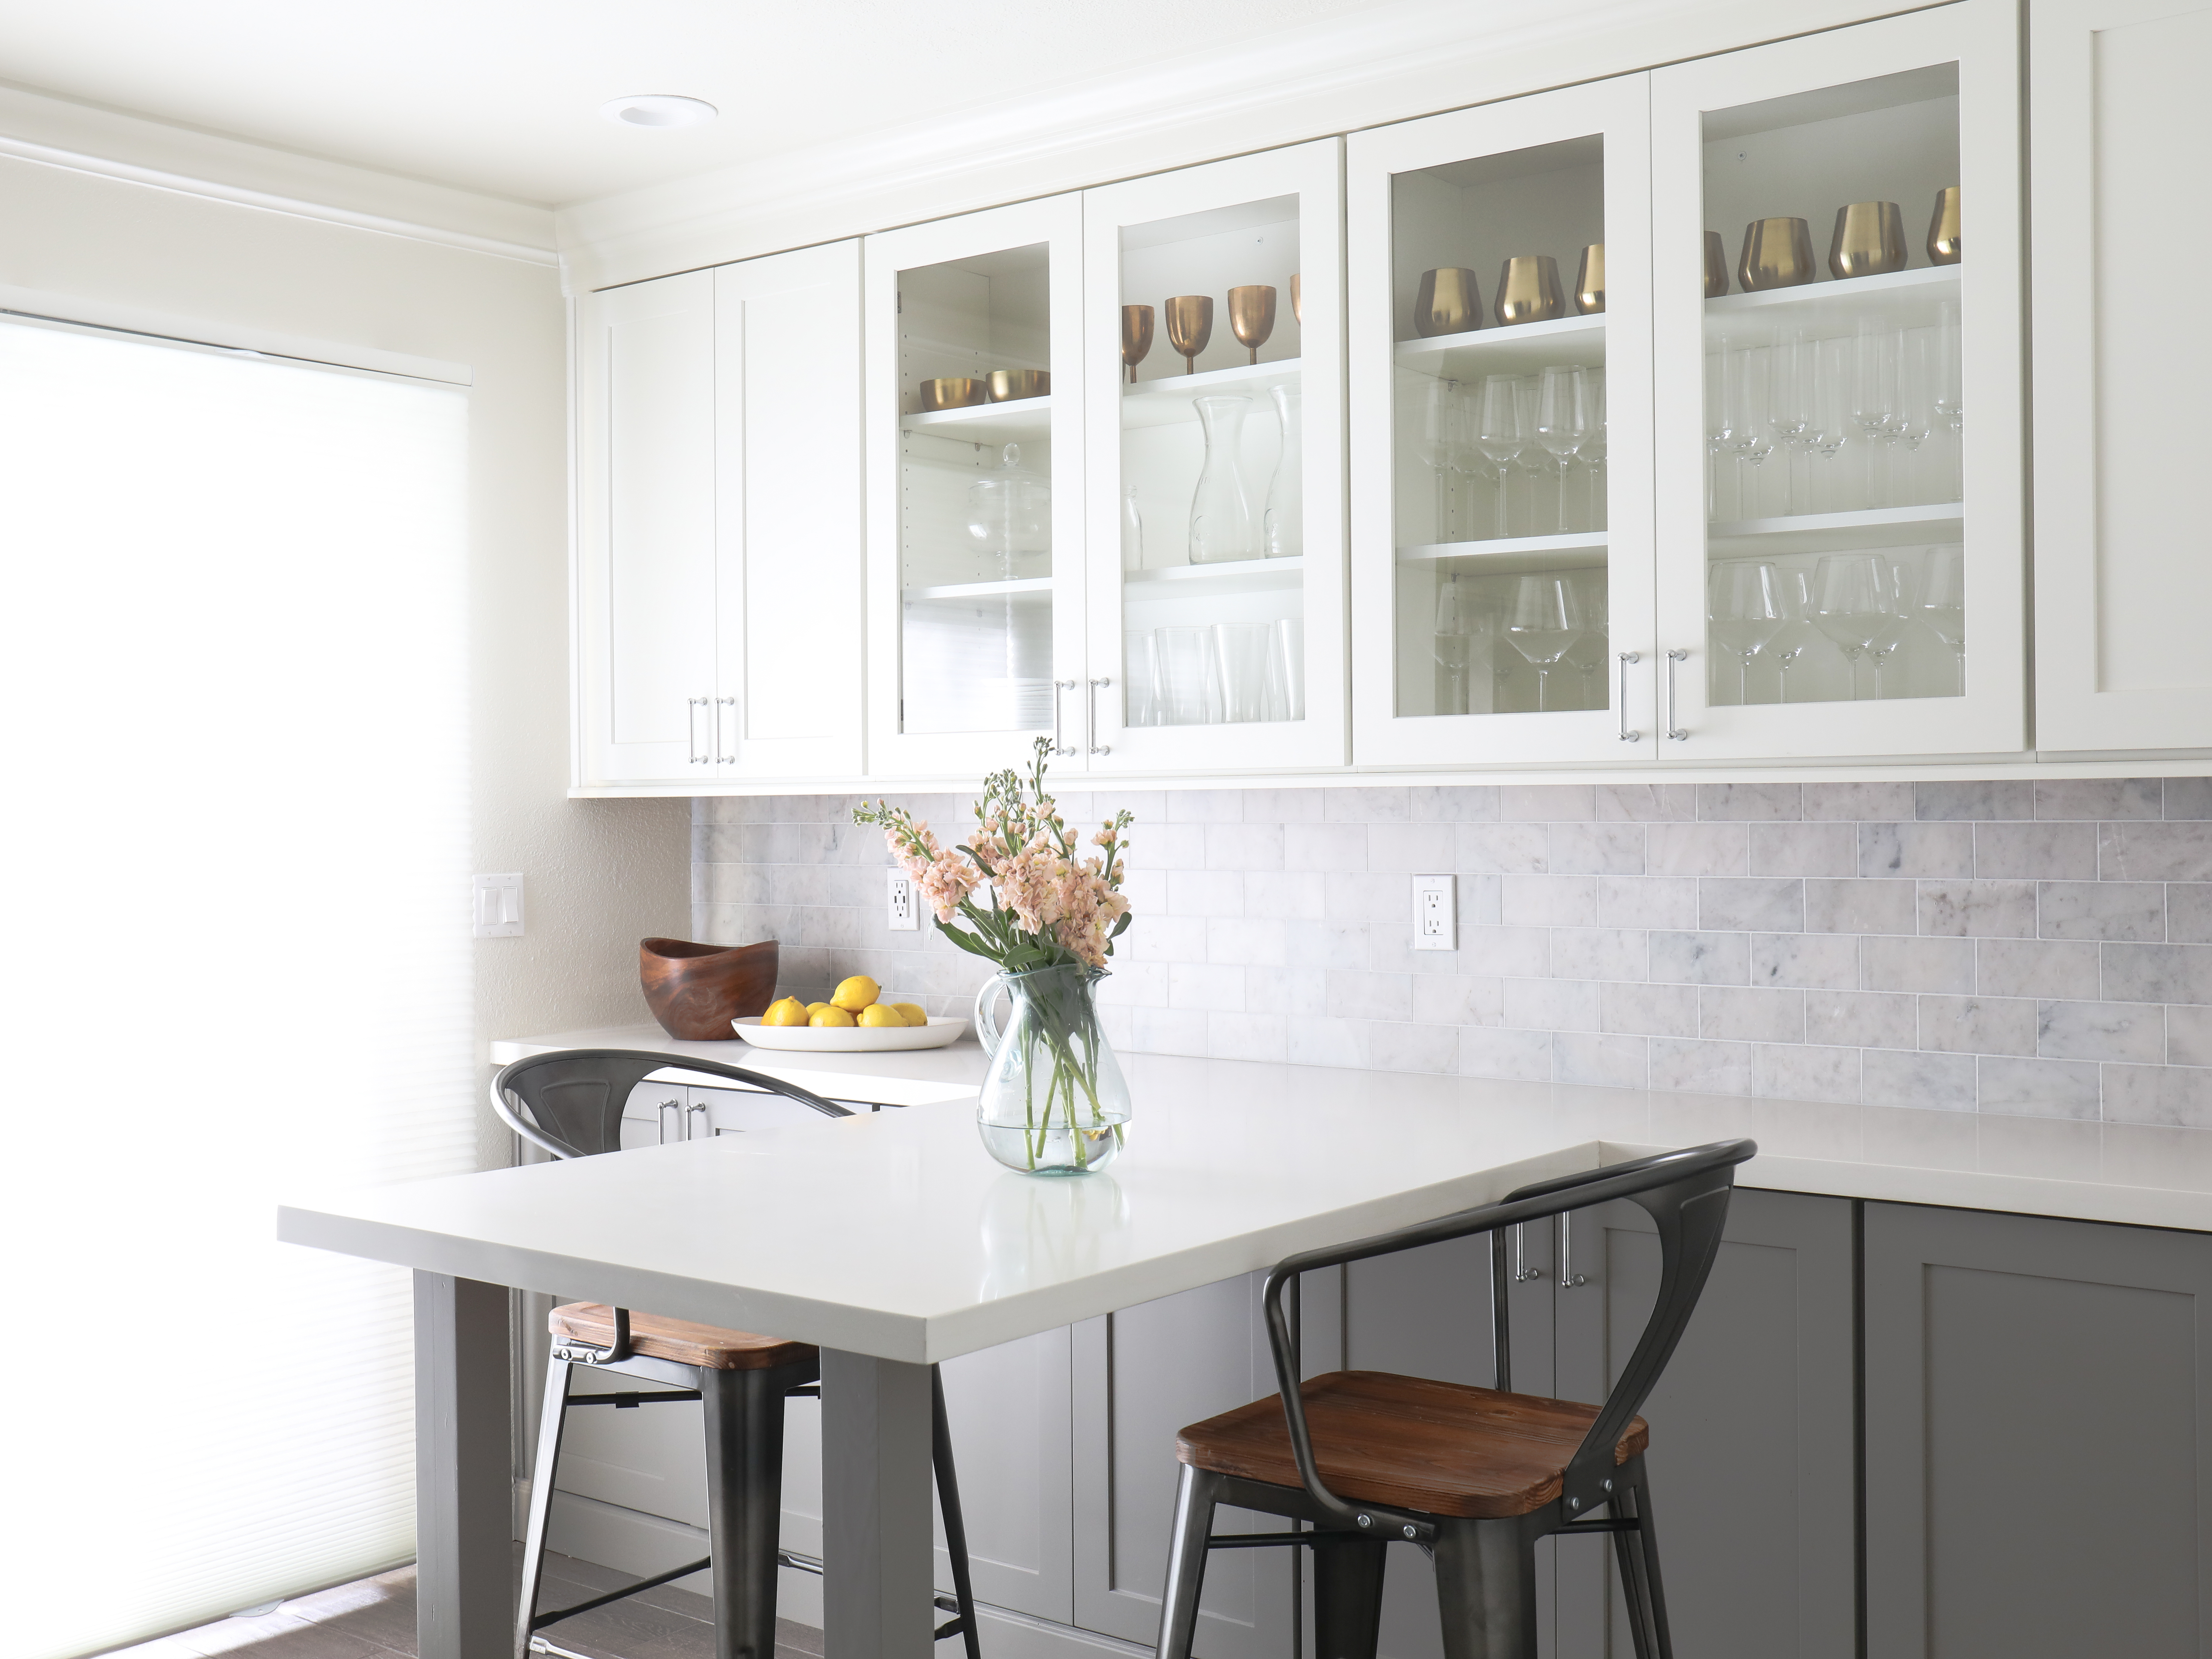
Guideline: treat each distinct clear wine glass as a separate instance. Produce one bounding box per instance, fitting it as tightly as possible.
[1416,377,1462,544]
[1504,573,1585,711]
[1534,365,1591,534]
[1475,374,1525,540]
[1733,344,1775,517]
[1583,368,1608,529]
[1769,328,1827,516]
[1886,330,1935,505]
[1561,570,1610,709]
[1919,543,1966,691]
[1851,316,1898,509]
[1864,559,1913,698]
[1433,572,1473,714]
[1935,298,1964,504]
[1811,553,1893,700]
[1707,337,1751,520]
[1707,560,1785,703]
[1764,567,1821,704]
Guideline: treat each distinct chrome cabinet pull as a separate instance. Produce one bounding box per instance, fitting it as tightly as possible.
[715,696,736,764]
[1051,678,1078,757]
[686,697,709,764]
[688,1101,708,1141]
[1557,1213,1588,1289]
[657,1099,681,1145]
[1512,1224,1542,1284]
[1616,652,1641,743]
[1665,649,1689,741]
[1087,677,1112,757]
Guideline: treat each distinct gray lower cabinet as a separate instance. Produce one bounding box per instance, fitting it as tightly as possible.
[1863,1202,2212,1659]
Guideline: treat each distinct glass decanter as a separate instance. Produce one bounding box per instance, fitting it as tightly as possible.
[1188,395,1259,564]
[1263,384,1303,558]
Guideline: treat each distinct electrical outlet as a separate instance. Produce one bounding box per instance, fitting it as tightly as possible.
[1413,875,1456,951]
[473,872,524,939]
[887,868,920,931]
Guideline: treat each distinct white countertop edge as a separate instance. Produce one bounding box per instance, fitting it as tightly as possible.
[1706,1146,2212,1234]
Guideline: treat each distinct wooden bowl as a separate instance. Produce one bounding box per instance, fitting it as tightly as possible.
[640,938,780,1040]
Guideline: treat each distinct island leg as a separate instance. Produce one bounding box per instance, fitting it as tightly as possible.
[820,1349,938,1659]
[413,1271,511,1659]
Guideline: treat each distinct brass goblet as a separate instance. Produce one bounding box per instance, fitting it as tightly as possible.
[1227,284,1277,364]
[1494,254,1566,326]
[1120,305,1154,385]
[1291,273,1302,324]
[1164,295,1213,374]
[1704,230,1730,298]
[1927,186,1961,265]
[1412,268,1482,337]
[1738,217,1815,291]
[1830,201,1906,278]
[1573,244,1606,315]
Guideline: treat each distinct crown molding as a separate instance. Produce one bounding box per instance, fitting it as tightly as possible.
[555,0,1932,294]
[0,81,557,265]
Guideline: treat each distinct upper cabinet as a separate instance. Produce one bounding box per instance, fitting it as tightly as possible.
[574,241,864,789]
[1649,0,2023,761]
[1082,140,1348,773]
[864,197,1086,779]
[1349,78,1655,767]
[2029,0,2212,754]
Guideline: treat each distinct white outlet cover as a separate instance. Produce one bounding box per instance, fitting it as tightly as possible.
[887,868,921,931]
[473,872,524,939]
[1412,874,1456,951]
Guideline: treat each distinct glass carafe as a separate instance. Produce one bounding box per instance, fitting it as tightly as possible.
[973,964,1132,1174]
[1263,384,1303,558]
[1188,395,1258,564]
[966,443,1051,581]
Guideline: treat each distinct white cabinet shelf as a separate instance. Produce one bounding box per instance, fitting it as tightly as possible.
[1123,555,1304,597]
[905,576,1054,602]
[1393,312,1607,379]
[900,395,1053,445]
[1709,502,1965,555]
[1121,359,1301,428]
[1705,264,1960,334]
[1398,532,1609,577]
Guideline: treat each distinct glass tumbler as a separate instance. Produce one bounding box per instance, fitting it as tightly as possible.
[1152,626,1218,725]
[1212,622,1277,724]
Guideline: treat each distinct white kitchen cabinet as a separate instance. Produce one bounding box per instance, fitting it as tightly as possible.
[2029,0,2212,755]
[1082,140,1348,774]
[1649,0,2024,760]
[574,241,863,790]
[864,196,1087,779]
[1348,78,1655,767]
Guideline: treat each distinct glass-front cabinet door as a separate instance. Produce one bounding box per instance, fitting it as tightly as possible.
[865,197,1085,777]
[1081,140,1346,772]
[1349,79,1655,767]
[1649,0,2023,759]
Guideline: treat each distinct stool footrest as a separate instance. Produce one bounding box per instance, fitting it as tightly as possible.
[531,1555,712,1630]
[563,1389,703,1409]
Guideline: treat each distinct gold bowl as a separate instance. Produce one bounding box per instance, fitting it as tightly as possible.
[1738,218,1815,292]
[987,369,1051,402]
[1494,255,1566,326]
[1927,186,1961,265]
[917,376,987,412]
[1412,267,1482,337]
[1573,244,1606,315]
[1829,201,1906,279]
[1704,230,1730,298]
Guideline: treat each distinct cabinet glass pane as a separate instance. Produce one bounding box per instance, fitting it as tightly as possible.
[898,243,1054,734]
[1700,66,1965,706]
[1388,138,1610,718]
[1117,197,1305,729]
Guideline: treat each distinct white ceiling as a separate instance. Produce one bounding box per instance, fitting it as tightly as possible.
[0,0,1392,210]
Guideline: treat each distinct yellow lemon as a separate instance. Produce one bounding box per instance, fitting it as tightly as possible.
[831,974,881,1012]
[805,1001,833,1018]
[857,1004,904,1028]
[809,1005,856,1028]
[761,997,808,1027]
[891,1002,929,1027]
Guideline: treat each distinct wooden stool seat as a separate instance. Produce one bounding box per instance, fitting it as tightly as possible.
[1175,1369,1649,1520]
[550,1302,817,1372]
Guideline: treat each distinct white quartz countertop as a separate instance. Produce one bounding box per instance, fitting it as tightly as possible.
[486,1022,990,1108]
[277,1031,2212,1366]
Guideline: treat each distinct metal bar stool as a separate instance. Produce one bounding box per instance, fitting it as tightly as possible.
[1154,1138,1756,1659]
[492,1048,983,1659]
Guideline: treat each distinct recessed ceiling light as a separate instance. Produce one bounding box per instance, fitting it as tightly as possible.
[600,94,718,129]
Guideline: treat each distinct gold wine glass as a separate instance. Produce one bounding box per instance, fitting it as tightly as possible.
[1164,295,1213,375]
[1120,305,1155,384]
[1494,255,1565,326]
[1227,285,1277,364]
[1830,201,1906,279]
[1573,245,1605,315]
[1413,268,1482,337]
[1927,186,1961,264]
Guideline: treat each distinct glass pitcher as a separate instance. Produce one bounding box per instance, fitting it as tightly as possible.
[966,443,1051,581]
[972,964,1131,1174]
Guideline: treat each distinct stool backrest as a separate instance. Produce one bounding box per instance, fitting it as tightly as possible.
[1258,1138,1755,1537]
[490,1047,851,1161]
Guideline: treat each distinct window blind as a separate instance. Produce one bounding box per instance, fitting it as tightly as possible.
[0,314,476,1658]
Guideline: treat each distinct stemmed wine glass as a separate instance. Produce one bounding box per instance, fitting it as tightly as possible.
[1476,374,1525,540]
[1764,567,1821,704]
[1417,377,1462,543]
[1433,572,1474,714]
[1504,573,1585,711]
[1561,571,1610,709]
[1919,543,1966,691]
[1807,337,1854,513]
[1769,328,1827,516]
[1582,368,1608,529]
[1811,553,1893,700]
[1935,298,1963,500]
[1534,365,1591,534]
[1851,317,1899,510]
[1885,330,1935,505]
[1707,560,1785,703]
[1864,560,1913,698]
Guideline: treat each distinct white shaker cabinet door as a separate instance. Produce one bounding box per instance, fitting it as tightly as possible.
[575,270,720,788]
[2030,0,2212,754]
[715,241,866,780]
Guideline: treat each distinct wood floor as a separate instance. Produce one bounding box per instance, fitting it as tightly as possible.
[108,1551,826,1659]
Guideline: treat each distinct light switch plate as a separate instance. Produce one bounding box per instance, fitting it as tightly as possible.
[1413,874,1457,951]
[887,868,920,931]
[473,872,524,938]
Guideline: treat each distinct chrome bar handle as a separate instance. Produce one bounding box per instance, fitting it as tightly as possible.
[1088,677,1112,756]
[1617,652,1641,742]
[688,1101,709,1141]
[1665,649,1689,741]
[715,696,737,764]
[657,1098,682,1145]
[1050,678,1078,757]
[1557,1212,1588,1289]
[1512,1224,1542,1284]
[686,697,709,764]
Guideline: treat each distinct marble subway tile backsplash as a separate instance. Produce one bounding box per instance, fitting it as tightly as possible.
[693,779,2212,1128]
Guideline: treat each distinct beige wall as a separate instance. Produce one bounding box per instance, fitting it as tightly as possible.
[0,150,689,1168]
